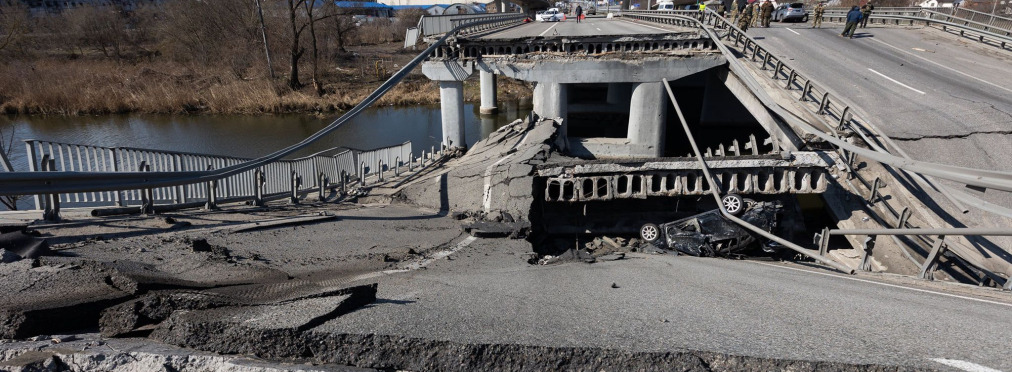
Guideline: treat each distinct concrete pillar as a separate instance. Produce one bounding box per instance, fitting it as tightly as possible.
[533,82,568,136]
[481,115,498,139]
[480,70,498,115]
[439,81,466,149]
[606,83,631,107]
[628,82,667,157]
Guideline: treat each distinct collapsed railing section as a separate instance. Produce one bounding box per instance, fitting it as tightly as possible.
[420,13,526,37]
[631,11,1012,287]
[23,139,415,213]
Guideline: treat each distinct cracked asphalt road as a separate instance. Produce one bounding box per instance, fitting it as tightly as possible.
[748,22,1012,246]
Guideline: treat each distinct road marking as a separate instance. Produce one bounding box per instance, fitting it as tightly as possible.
[930,358,1003,372]
[785,27,800,35]
[869,37,1012,95]
[482,128,532,212]
[597,27,602,31]
[748,261,1012,309]
[538,23,559,37]
[867,68,926,95]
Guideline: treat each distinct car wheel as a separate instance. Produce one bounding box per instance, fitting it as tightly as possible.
[640,223,661,243]
[802,15,808,22]
[722,194,745,216]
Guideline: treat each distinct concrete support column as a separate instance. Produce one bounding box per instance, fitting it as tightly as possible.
[606,83,631,107]
[480,70,498,115]
[533,82,568,136]
[439,81,466,149]
[628,82,667,157]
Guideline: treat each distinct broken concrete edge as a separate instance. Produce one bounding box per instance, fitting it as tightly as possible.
[151,327,928,372]
[100,284,378,338]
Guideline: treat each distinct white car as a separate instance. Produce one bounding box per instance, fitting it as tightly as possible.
[536,8,565,22]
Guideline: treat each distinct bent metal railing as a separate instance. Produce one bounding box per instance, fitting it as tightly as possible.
[24,139,412,210]
[0,15,523,205]
[628,11,1012,288]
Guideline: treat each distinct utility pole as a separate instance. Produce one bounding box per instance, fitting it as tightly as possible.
[254,0,276,79]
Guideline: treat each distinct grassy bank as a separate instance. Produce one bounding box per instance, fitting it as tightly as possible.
[0,55,532,116]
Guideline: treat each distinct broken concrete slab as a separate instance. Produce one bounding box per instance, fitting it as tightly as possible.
[395,118,559,228]
[0,259,137,339]
[151,284,377,358]
[0,230,51,261]
[101,283,378,338]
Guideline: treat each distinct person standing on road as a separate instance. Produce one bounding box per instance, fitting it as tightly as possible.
[730,0,739,21]
[760,0,774,27]
[751,1,762,26]
[841,6,862,38]
[860,2,874,28]
[738,3,754,31]
[812,2,825,28]
[575,5,583,23]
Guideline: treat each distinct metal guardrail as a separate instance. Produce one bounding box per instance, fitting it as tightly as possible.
[0,14,521,201]
[24,139,412,211]
[627,10,1012,287]
[818,8,1012,48]
[951,7,1012,31]
[420,13,525,36]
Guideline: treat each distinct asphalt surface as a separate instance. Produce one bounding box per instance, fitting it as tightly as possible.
[323,237,1012,371]
[482,16,696,38]
[746,22,1012,241]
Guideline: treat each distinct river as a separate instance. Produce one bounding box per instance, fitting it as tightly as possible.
[1,102,531,175]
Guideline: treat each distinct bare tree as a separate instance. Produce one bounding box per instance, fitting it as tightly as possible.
[0,2,30,56]
[0,123,23,211]
[285,0,335,91]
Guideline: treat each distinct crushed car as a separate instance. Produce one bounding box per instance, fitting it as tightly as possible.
[639,194,784,257]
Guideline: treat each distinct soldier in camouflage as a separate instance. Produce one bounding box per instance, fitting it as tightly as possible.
[812,2,826,28]
[760,0,774,27]
[738,3,754,31]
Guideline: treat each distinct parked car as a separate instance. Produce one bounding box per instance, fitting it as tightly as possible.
[773,2,808,22]
[639,194,784,257]
[536,8,565,21]
[586,6,596,15]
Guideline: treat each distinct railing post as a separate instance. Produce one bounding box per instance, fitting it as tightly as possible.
[378,159,385,182]
[25,141,43,211]
[340,170,347,195]
[409,154,415,171]
[252,169,266,207]
[919,236,947,280]
[394,156,400,177]
[867,177,881,203]
[360,162,367,186]
[205,165,218,210]
[421,151,427,166]
[110,149,124,206]
[140,161,154,215]
[289,169,301,204]
[318,172,328,200]
[817,92,830,115]
[859,236,875,272]
[41,156,60,222]
[817,227,830,256]
[896,206,910,229]
[838,106,851,129]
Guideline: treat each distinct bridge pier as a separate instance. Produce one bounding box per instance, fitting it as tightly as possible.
[423,61,474,150]
[627,82,667,157]
[479,70,498,115]
[533,82,568,137]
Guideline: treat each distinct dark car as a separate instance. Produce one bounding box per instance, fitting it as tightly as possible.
[639,195,783,257]
[773,2,808,22]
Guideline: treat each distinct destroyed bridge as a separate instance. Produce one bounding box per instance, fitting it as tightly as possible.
[2,7,1012,372]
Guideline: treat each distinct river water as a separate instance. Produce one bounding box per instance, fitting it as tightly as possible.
[1,102,531,176]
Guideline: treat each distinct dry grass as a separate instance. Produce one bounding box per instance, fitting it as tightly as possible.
[0,57,532,116]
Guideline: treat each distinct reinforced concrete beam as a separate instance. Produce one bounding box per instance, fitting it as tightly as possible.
[480,56,726,84]
[533,82,568,137]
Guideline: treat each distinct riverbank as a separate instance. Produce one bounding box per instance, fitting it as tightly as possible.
[0,43,533,116]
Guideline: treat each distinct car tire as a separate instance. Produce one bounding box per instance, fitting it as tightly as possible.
[722,194,745,216]
[802,15,808,22]
[640,223,661,243]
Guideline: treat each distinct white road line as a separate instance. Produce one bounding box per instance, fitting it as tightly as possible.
[930,358,1004,372]
[748,261,1012,309]
[482,129,532,211]
[538,23,560,37]
[785,27,800,35]
[867,68,926,95]
[868,37,1012,95]
[597,27,602,31]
